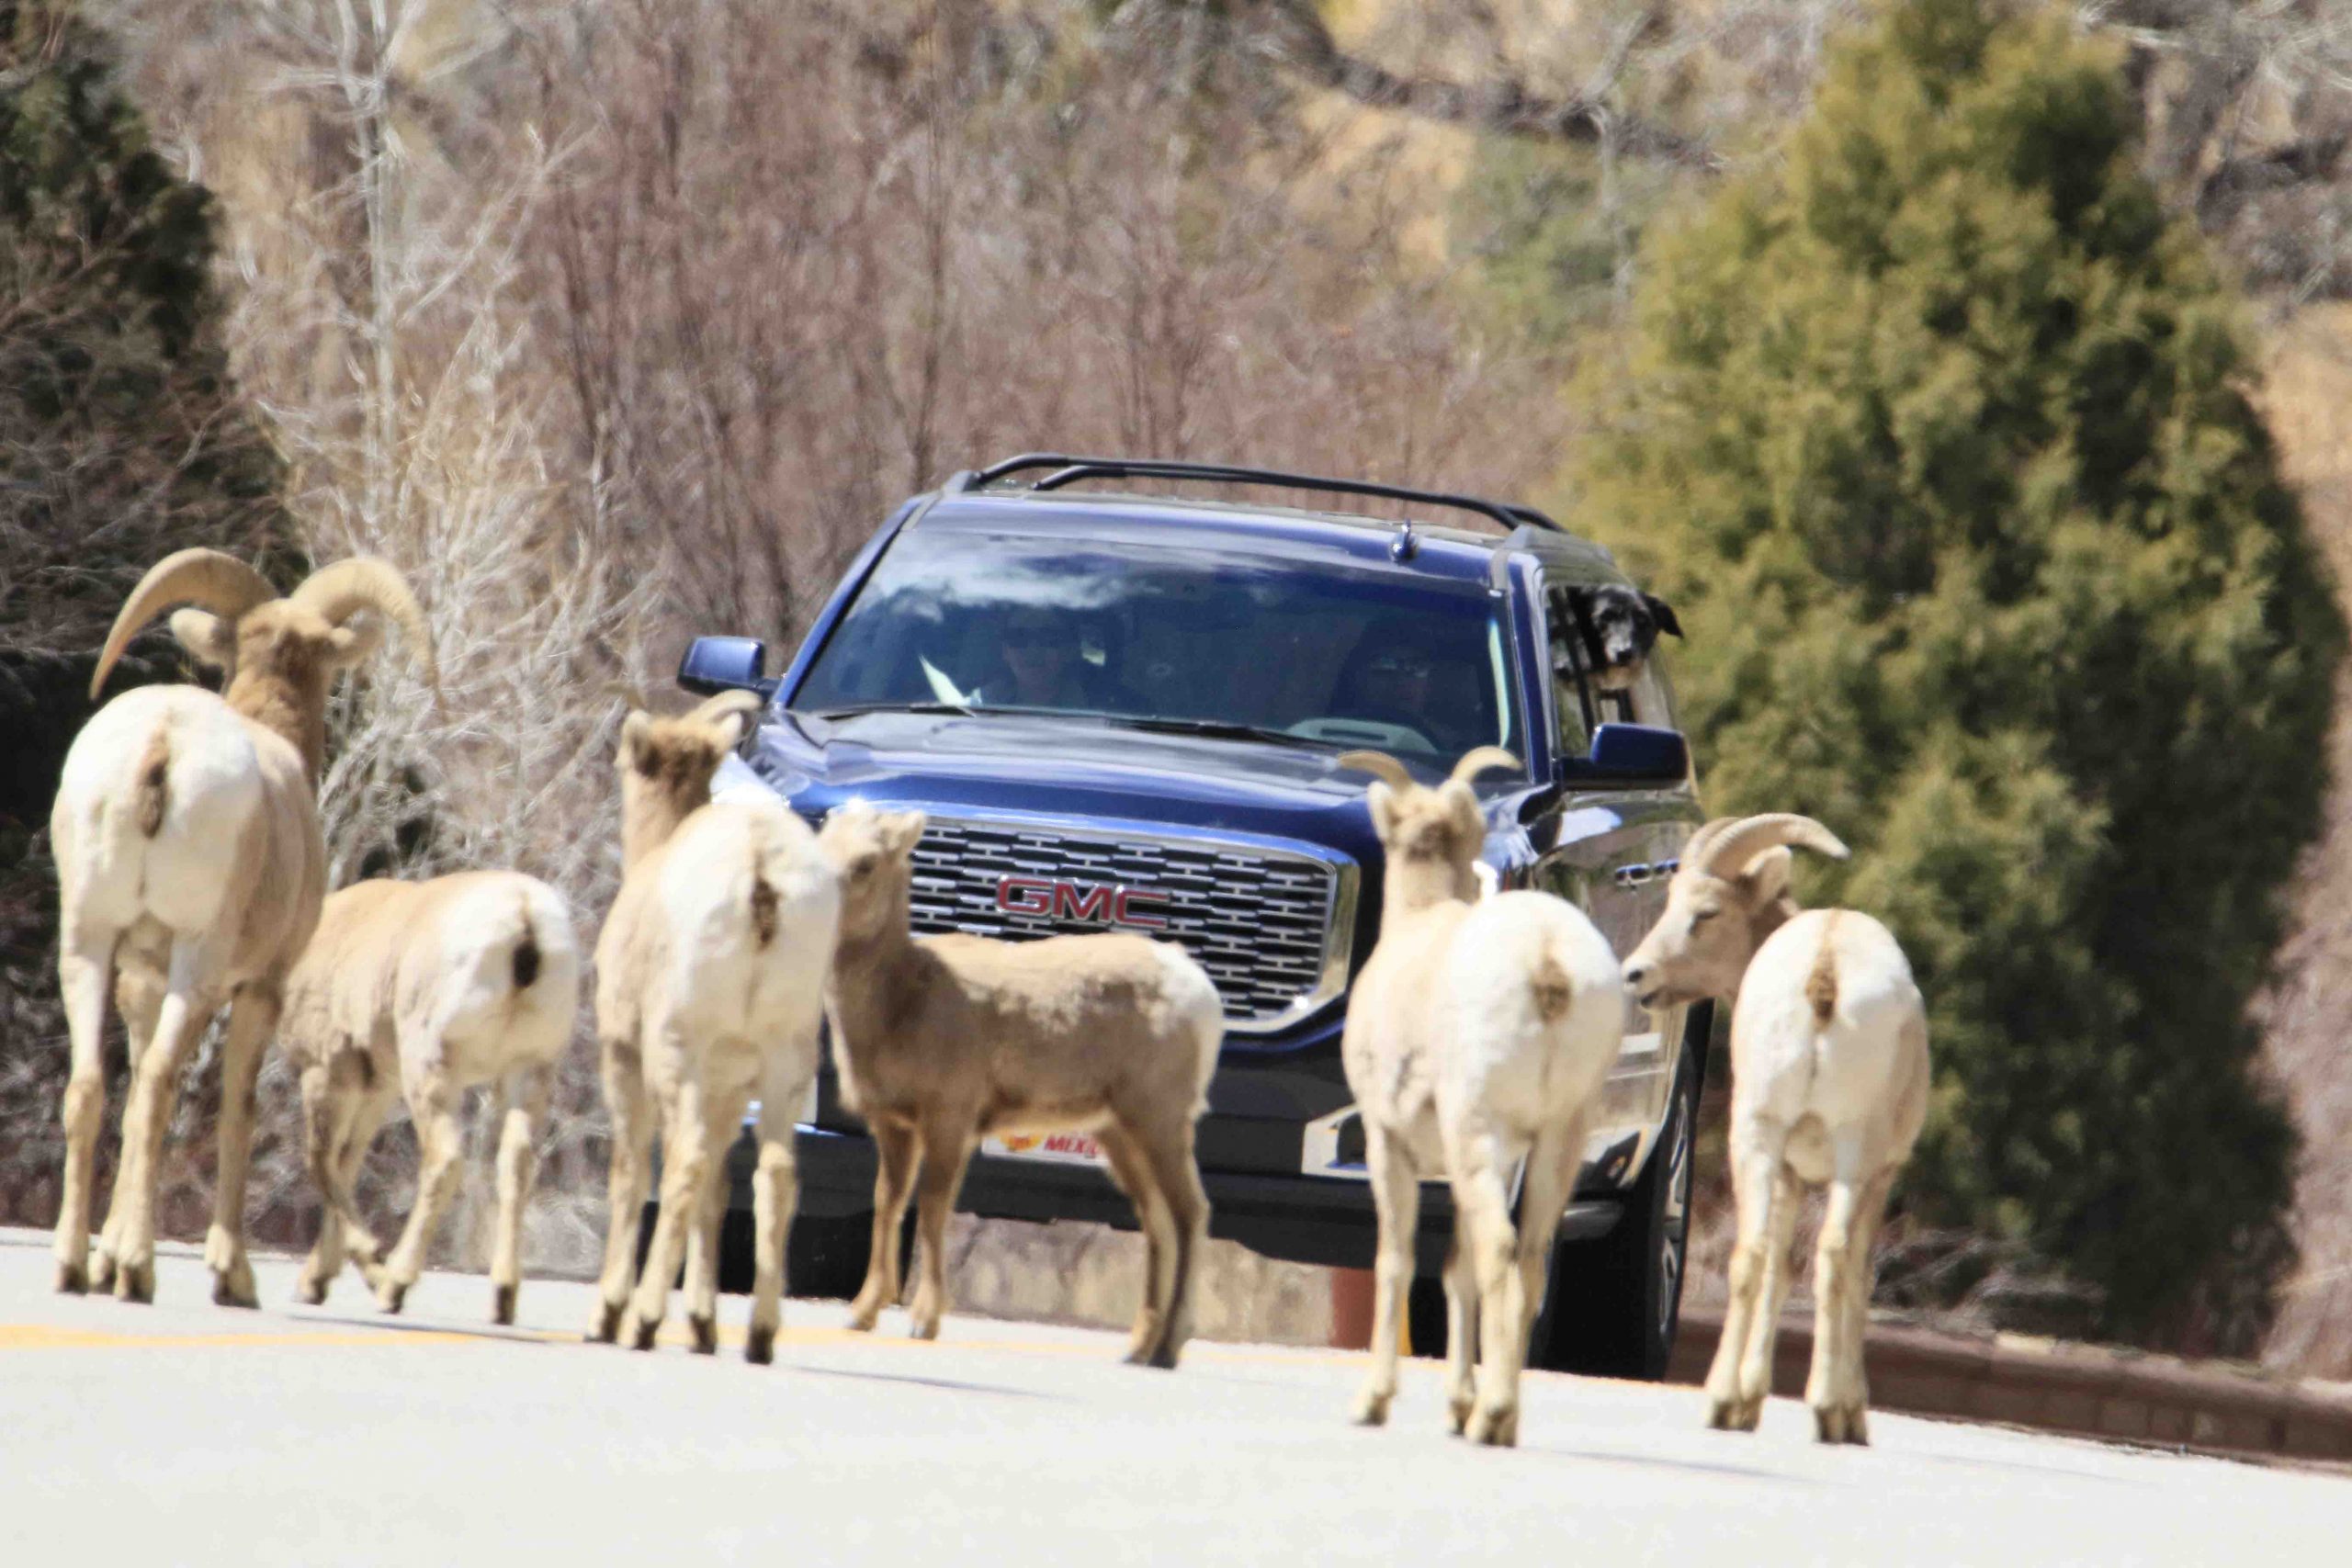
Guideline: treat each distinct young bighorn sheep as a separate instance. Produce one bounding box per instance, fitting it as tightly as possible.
[587,690,840,1365]
[1338,748,1627,1448]
[279,872,581,1323]
[51,548,432,1305]
[816,799,1223,1367]
[1621,815,1929,1445]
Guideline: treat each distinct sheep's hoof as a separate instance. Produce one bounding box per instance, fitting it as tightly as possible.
[376,1280,409,1315]
[844,1298,882,1333]
[1813,1404,1869,1446]
[492,1284,517,1326]
[114,1259,154,1304]
[624,1312,660,1352]
[88,1248,118,1293]
[212,1262,258,1310]
[294,1273,329,1307]
[1349,1388,1392,1428]
[586,1301,623,1344]
[1446,1395,1475,1437]
[55,1258,87,1295]
[687,1313,717,1356]
[745,1325,776,1366]
[1466,1404,1519,1449]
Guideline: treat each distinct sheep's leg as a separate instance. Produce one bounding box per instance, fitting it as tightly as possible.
[1442,1229,1479,1435]
[1095,1122,1176,1366]
[1705,1119,1788,1432]
[1452,1122,1530,1449]
[1135,1118,1208,1370]
[681,1084,747,1356]
[589,1036,651,1343]
[1349,1125,1418,1426]
[624,1066,710,1351]
[109,937,216,1303]
[372,1074,462,1314]
[1511,1116,1587,1367]
[746,1049,812,1366]
[904,1124,969,1342]
[848,1117,919,1332]
[88,962,162,1294]
[204,982,277,1309]
[1809,1161,1893,1446]
[51,930,113,1295]
[297,1059,391,1303]
[1741,1161,1804,1427]
[489,1063,552,1326]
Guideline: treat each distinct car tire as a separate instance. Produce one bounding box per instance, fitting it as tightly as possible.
[1533,1005,1707,1380]
[785,1211,876,1301]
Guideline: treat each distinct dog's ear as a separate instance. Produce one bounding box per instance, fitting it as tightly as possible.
[1644,593,1684,637]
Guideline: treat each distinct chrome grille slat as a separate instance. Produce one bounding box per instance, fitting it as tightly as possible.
[899,815,1348,1031]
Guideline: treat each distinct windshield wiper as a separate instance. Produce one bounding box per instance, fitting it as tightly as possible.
[810,701,978,719]
[1095,715,1327,750]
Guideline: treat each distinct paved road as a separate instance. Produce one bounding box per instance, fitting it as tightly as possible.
[0,1226,2344,1564]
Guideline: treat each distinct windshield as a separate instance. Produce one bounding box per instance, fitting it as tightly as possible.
[795,525,1518,762]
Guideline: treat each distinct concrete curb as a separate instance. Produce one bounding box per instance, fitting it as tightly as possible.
[1669,1309,2352,1462]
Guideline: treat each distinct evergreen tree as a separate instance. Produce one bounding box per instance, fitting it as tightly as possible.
[0,3,290,1202]
[1574,0,2342,1343]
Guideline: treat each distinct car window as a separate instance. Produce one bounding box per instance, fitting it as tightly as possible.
[796,525,1520,762]
[1541,581,1593,760]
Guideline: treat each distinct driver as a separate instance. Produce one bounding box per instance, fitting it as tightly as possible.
[1331,621,1454,747]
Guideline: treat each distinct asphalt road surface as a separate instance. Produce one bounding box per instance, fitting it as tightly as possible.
[2,1226,2346,1565]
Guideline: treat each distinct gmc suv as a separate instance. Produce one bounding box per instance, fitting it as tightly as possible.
[682,456,1708,1378]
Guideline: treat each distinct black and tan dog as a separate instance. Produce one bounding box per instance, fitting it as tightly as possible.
[1561,584,1683,694]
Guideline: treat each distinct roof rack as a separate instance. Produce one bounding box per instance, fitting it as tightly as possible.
[945,453,1564,537]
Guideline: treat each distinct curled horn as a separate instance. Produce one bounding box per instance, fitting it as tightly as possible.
[1699,814,1850,878]
[1448,746,1521,787]
[1337,750,1414,790]
[1680,817,1742,868]
[687,688,764,730]
[92,548,278,700]
[290,558,438,691]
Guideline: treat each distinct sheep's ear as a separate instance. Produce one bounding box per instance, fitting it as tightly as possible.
[711,711,753,750]
[619,710,654,761]
[325,617,384,668]
[1442,781,1485,849]
[1645,594,1683,637]
[881,809,927,857]
[168,609,236,671]
[1737,846,1793,907]
[1364,782,1397,843]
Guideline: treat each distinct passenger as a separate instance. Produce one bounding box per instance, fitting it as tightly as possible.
[1330,620,1463,748]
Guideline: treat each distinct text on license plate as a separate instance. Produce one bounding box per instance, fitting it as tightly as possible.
[982,1131,1105,1167]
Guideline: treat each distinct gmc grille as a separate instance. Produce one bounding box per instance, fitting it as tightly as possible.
[901,815,1353,1033]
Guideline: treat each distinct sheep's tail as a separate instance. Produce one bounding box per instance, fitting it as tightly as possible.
[1805,913,1841,1027]
[134,729,170,837]
[511,892,543,991]
[1530,948,1575,1024]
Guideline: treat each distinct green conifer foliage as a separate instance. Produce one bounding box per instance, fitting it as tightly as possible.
[1575,0,2343,1341]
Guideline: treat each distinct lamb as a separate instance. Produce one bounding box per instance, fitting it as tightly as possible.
[815,799,1222,1367]
[278,872,582,1324]
[1336,748,1627,1448]
[51,548,432,1305]
[1620,814,1929,1445]
[587,690,841,1365]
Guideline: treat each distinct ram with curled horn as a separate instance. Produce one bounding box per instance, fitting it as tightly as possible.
[1331,744,1629,1449]
[49,548,435,1306]
[1621,813,1929,1445]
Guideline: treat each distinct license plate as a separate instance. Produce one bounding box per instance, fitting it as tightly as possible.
[982,1131,1105,1167]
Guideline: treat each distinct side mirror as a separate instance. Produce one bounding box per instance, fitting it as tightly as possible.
[1586,722,1690,782]
[678,635,774,699]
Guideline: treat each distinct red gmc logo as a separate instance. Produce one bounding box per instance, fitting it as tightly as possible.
[995,875,1171,931]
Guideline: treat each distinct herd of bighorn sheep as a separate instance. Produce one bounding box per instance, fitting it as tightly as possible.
[41,548,1928,1450]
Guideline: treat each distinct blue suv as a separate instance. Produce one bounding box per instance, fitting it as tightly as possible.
[682,456,1708,1378]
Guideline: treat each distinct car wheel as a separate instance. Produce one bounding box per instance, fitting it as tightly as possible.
[1534,1007,1706,1380]
[786,1211,876,1300]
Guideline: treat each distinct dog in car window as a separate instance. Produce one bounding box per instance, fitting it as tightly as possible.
[1562,585,1682,694]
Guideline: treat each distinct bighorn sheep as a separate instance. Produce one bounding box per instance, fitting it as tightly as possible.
[51,548,432,1305]
[587,691,840,1365]
[1337,748,1626,1448]
[816,799,1222,1367]
[1621,815,1929,1445]
[279,872,581,1323]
